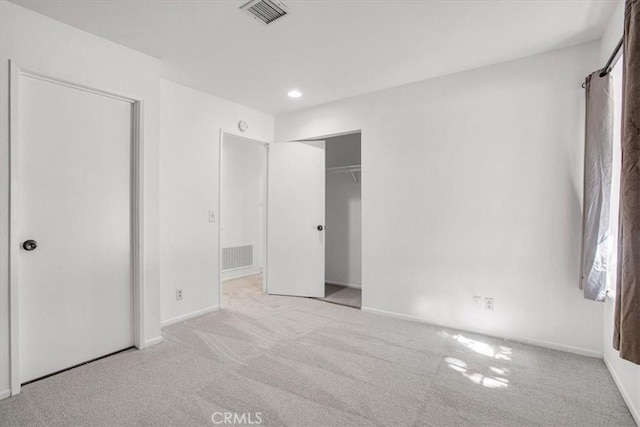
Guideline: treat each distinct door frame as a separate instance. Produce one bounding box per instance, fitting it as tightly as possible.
[8,60,146,395]
[217,130,269,309]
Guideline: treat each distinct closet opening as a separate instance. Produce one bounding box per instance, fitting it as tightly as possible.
[219,133,268,308]
[315,132,362,308]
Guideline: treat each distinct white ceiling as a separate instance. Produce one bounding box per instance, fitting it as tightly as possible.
[11,0,618,115]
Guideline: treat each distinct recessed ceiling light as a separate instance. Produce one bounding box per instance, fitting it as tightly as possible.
[287,90,302,98]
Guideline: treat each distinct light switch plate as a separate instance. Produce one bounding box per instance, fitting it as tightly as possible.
[209,210,216,222]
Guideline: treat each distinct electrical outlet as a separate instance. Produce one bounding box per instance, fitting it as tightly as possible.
[484,298,494,311]
[176,289,183,301]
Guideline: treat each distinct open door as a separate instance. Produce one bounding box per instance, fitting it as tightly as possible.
[267,141,325,297]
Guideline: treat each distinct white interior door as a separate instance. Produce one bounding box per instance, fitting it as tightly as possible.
[18,75,134,383]
[267,141,325,297]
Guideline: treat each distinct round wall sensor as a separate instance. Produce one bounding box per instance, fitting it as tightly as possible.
[238,120,248,132]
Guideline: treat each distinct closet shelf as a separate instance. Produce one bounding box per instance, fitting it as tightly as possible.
[327,165,361,184]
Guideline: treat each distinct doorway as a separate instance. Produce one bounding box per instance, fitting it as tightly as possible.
[317,132,362,308]
[219,133,268,308]
[265,132,362,308]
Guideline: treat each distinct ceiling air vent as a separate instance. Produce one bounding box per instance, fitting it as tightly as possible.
[240,0,290,26]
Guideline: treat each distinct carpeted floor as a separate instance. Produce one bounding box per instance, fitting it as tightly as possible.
[315,283,362,308]
[0,275,634,426]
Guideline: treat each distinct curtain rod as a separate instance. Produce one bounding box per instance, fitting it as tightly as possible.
[599,37,624,77]
[582,37,623,88]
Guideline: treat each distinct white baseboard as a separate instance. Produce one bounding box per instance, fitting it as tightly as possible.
[222,268,262,281]
[361,306,602,359]
[326,280,361,290]
[141,336,164,349]
[161,305,220,327]
[604,354,640,426]
[0,388,11,400]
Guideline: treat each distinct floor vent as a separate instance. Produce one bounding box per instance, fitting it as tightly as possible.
[240,0,290,25]
[223,245,253,271]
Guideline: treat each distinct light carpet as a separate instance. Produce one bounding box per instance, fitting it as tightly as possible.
[0,275,634,426]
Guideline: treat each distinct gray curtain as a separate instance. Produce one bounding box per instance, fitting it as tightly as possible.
[580,71,613,302]
[614,0,640,365]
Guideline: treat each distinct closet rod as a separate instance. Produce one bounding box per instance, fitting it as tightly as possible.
[326,165,361,172]
[327,165,361,184]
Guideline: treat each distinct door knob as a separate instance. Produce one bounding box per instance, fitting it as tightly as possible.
[23,240,37,251]
[317,225,324,231]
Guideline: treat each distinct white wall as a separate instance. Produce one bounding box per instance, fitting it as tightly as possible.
[325,134,362,287]
[159,80,273,325]
[0,0,163,398]
[600,1,640,423]
[276,41,605,356]
[221,135,266,280]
